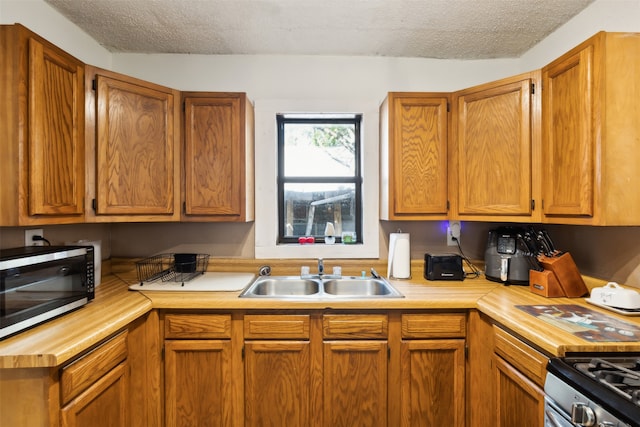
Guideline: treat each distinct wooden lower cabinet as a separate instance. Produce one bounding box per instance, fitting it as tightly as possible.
[494,355,545,427]
[159,311,468,427]
[323,340,388,427]
[164,340,233,427]
[244,341,313,426]
[163,313,236,427]
[59,331,130,427]
[399,313,467,427]
[468,312,546,427]
[60,361,129,427]
[400,339,466,427]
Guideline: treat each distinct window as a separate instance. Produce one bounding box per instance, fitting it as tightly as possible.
[277,114,362,244]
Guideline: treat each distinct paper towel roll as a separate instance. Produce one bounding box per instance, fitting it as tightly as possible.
[387,233,411,279]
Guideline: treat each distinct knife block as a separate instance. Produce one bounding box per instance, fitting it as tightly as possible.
[529,269,565,297]
[537,252,588,297]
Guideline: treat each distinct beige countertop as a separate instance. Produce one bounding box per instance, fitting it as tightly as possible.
[1,260,639,368]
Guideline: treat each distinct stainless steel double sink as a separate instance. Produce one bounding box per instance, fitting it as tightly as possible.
[239,275,404,299]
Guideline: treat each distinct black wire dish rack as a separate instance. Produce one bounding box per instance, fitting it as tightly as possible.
[136,253,210,286]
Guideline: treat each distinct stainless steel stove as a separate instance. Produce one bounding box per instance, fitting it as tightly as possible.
[545,356,640,427]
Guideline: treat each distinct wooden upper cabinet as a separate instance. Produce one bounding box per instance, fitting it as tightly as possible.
[542,32,640,225]
[380,93,449,220]
[451,72,541,222]
[0,24,85,225]
[542,43,594,219]
[182,92,255,221]
[87,68,181,221]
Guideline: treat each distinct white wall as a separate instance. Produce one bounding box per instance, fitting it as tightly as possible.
[520,0,640,69]
[0,0,112,68]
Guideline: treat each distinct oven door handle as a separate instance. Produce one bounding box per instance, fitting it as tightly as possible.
[545,410,565,427]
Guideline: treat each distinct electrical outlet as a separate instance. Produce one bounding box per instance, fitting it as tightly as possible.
[25,229,44,246]
[447,221,461,246]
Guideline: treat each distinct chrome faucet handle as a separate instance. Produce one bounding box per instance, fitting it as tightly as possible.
[318,258,324,275]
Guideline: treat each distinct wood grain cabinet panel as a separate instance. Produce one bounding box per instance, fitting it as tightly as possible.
[164,339,234,427]
[182,92,254,222]
[60,362,129,427]
[1,24,85,225]
[400,339,466,427]
[244,341,313,427]
[494,355,545,427]
[323,314,388,339]
[244,314,310,339]
[451,72,541,222]
[323,340,388,427]
[165,313,232,339]
[380,93,449,220]
[493,326,547,387]
[401,313,466,338]
[61,331,128,404]
[84,66,181,221]
[542,32,640,225]
[94,73,179,217]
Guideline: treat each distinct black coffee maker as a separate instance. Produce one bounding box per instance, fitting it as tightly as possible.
[484,227,539,285]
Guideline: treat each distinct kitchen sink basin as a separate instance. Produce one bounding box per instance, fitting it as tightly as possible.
[239,275,403,299]
[243,277,321,296]
[322,278,402,297]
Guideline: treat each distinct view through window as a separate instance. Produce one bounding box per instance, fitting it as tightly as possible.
[277,114,362,244]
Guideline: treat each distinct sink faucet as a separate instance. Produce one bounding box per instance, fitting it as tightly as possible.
[318,258,324,277]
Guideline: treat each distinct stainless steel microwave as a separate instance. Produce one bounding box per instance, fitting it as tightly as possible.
[0,245,95,339]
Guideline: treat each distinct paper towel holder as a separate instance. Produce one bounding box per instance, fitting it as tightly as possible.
[388,231,411,279]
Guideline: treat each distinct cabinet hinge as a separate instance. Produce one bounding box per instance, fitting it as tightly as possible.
[446,200,450,211]
[387,347,391,360]
[531,83,535,94]
[447,102,450,113]
[464,345,469,360]
[161,346,165,361]
[183,201,186,214]
[531,199,535,211]
[92,198,97,212]
[242,346,245,360]
[92,79,97,91]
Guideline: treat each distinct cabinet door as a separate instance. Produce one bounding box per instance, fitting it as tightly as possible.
[183,94,253,221]
[323,341,387,427]
[454,76,537,219]
[60,362,128,427]
[381,93,449,219]
[244,341,312,427]
[542,44,594,217]
[28,37,85,217]
[95,74,178,217]
[164,340,233,427]
[400,339,465,427]
[494,356,545,427]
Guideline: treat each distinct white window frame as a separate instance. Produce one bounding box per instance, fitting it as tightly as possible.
[254,99,380,259]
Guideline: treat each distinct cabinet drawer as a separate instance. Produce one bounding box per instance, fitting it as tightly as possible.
[244,314,310,339]
[493,326,548,386]
[401,313,466,338]
[323,314,388,339]
[165,313,232,339]
[61,331,128,404]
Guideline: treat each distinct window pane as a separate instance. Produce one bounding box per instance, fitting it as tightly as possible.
[283,183,356,238]
[283,123,355,177]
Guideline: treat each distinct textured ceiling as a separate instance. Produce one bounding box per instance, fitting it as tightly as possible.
[45,0,594,59]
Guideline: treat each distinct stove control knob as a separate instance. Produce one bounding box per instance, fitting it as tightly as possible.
[571,403,596,426]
